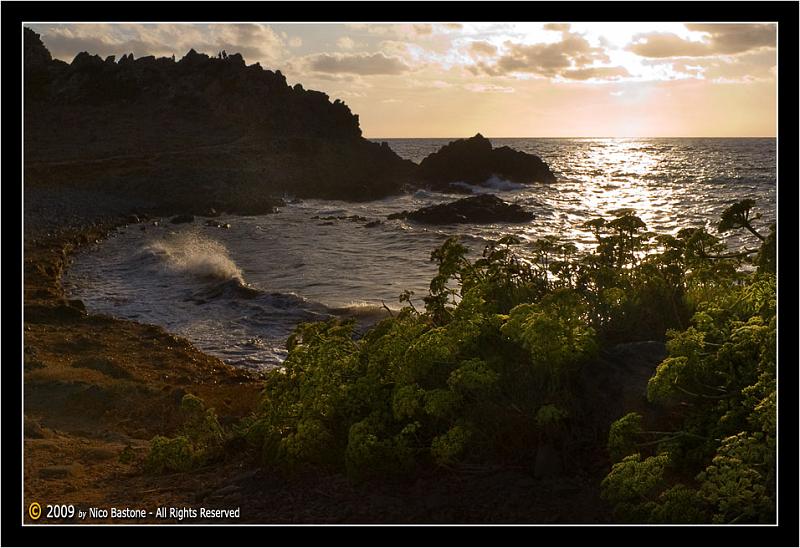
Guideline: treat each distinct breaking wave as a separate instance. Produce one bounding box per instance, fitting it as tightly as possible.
[141,231,244,283]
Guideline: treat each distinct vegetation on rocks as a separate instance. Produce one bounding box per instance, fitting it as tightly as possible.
[145,394,226,473]
[234,199,775,524]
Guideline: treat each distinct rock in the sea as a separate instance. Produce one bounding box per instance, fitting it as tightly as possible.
[390,194,534,225]
[418,133,556,188]
[170,214,195,224]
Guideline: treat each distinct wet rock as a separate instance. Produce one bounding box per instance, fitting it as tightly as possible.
[66,299,86,314]
[392,194,534,225]
[418,133,556,188]
[125,214,140,224]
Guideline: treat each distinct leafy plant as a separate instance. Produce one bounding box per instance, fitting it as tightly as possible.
[601,201,775,523]
[239,197,775,526]
[145,394,225,473]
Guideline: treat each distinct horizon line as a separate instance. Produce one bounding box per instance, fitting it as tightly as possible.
[365,136,777,140]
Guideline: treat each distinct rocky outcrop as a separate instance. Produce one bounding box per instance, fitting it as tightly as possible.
[388,194,534,224]
[23,28,416,210]
[418,134,556,190]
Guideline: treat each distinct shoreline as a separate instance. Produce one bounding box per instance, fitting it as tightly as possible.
[23,204,269,523]
[22,188,619,524]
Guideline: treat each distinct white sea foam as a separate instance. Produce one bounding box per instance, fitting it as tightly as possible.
[450,175,527,194]
[142,231,244,283]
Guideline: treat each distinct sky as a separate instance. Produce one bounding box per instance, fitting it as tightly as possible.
[27,22,777,138]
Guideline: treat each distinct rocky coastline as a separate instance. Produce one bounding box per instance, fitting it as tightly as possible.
[22,30,622,524]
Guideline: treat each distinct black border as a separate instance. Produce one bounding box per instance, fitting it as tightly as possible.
[4,2,798,546]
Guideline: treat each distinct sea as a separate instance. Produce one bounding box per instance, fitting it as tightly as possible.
[63,138,777,370]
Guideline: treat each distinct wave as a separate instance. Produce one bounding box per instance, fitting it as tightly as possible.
[329,301,396,330]
[140,231,244,283]
[332,300,398,318]
[450,175,528,194]
[191,278,262,302]
[413,189,443,200]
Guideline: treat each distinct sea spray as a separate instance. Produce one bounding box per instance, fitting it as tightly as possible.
[142,230,244,283]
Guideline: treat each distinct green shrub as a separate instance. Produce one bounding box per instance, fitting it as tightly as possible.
[145,394,225,474]
[241,198,774,518]
[145,436,194,473]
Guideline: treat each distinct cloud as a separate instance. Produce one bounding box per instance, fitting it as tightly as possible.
[346,23,464,39]
[469,40,498,58]
[472,30,612,79]
[288,36,302,48]
[561,65,630,81]
[413,24,434,36]
[627,23,775,58]
[304,52,412,75]
[464,83,515,93]
[336,36,357,50]
[685,23,776,53]
[677,48,777,82]
[543,23,571,32]
[405,78,454,90]
[626,33,708,58]
[32,23,287,66]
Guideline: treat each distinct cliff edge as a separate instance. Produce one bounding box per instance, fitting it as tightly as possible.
[24,28,417,213]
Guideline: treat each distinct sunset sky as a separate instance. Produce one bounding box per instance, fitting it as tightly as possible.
[27,22,777,138]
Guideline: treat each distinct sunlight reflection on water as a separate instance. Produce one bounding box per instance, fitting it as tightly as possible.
[65,137,776,369]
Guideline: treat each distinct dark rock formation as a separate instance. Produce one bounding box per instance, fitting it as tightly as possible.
[389,194,535,224]
[23,28,416,211]
[418,134,556,189]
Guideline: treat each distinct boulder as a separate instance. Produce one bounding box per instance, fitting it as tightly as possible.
[418,133,556,189]
[389,194,534,224]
